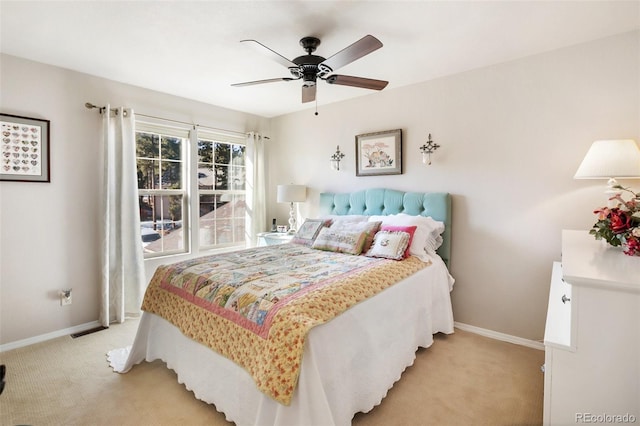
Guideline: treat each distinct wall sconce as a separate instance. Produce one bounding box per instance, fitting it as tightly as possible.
[419,134,440,165]
[330,145,345,170]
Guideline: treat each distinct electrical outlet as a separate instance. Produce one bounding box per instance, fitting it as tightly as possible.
[60,289,72,306]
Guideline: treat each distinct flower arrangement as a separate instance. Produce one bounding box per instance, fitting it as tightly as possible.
[590,185,640,256]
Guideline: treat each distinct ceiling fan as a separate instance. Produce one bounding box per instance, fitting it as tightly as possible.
[231,35,388,104]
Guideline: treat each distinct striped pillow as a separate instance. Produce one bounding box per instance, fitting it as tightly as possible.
[329,220,382,253]
[311,228,369,255]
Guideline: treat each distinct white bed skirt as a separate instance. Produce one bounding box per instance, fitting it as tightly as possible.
[108,254,454,426]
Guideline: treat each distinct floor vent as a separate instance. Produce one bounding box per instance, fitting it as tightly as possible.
[70,326,108,339]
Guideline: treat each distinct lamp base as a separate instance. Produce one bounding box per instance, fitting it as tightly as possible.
[288,202,297,233]
[604,177,623,207]
[605,177,621,194]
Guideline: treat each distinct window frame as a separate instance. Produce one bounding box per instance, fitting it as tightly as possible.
[196,131,247,251]
[135,121,190,259]
[135,120,248,259]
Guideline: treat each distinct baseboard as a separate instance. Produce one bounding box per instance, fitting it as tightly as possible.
[0,320,101,353]
[454,322,545,351]
[2,320,544,353]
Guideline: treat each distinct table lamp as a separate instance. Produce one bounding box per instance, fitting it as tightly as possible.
[277,184,306,232]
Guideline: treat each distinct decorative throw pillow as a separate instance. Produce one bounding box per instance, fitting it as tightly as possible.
[380,225,417,259]
[364,230,411,260]
[291,219,331,246]
[329,220,382,253]
[367,214,444,260]
[311,228,369,255]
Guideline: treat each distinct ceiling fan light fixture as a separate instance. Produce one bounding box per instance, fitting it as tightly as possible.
[317,63,332,78]
[288,67,303,78]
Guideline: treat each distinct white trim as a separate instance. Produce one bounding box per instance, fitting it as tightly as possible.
[0,320,101,352]
[1,320,545,353]
[454,321,545,351]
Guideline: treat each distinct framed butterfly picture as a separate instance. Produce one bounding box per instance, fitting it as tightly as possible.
[1,113,50,182]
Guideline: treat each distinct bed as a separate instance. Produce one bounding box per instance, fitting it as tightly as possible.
[108,188,454,426]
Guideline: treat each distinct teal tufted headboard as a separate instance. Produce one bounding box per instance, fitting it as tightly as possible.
[319,188,452,266]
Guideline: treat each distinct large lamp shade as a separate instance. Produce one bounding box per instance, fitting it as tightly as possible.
[277,185,307,203]
[574,139,640,180]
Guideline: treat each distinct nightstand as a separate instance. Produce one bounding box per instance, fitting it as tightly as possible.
[257,232,294,246]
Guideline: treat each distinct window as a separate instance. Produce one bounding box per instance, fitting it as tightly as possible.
[135,121,247,258]
[136,127,187,257]
[197,134,246,250]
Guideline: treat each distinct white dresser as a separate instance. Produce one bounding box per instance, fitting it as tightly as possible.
[543,230,640,425]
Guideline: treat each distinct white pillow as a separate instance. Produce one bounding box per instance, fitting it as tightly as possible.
[364,230,411,260]
[367,214,444,260]
[321,215,369,225]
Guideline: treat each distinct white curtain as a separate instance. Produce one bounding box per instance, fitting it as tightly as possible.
[245,132,266,246]
[100,106,146,327]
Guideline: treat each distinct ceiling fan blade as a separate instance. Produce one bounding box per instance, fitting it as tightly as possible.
[302,85,316,103]
[319,35,383,71]
[231,77,296,87]
[325,75,388,90]
[240,39,298,68]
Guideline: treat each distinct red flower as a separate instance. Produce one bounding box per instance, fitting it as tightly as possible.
[592,186,640,256]
[624,236,640,256]
[609,209,632,234]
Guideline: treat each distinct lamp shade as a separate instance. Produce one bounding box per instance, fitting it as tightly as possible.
[277,184,306,203]
[574,139,640,179]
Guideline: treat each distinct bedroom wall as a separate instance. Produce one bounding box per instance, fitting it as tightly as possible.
[1,31,637,347]
[0,54,268,346]
[267,31,640,341]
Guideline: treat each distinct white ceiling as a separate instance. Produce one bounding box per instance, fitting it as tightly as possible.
[1,1,639,118]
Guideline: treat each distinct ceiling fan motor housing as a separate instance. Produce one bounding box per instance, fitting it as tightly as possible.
[290,54,328,87]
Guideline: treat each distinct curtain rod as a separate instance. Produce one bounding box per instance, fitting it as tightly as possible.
[84,102,264,138]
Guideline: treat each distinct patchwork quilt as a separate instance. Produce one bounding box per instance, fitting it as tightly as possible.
[141,243,428,405]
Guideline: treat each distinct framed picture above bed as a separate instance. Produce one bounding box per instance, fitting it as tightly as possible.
[355,128,402,176]
[1,113,50,183]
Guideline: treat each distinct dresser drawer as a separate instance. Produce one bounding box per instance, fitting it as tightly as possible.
[544,262,575,351]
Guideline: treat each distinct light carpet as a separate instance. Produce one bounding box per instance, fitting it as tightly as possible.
[0,319,543,425]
